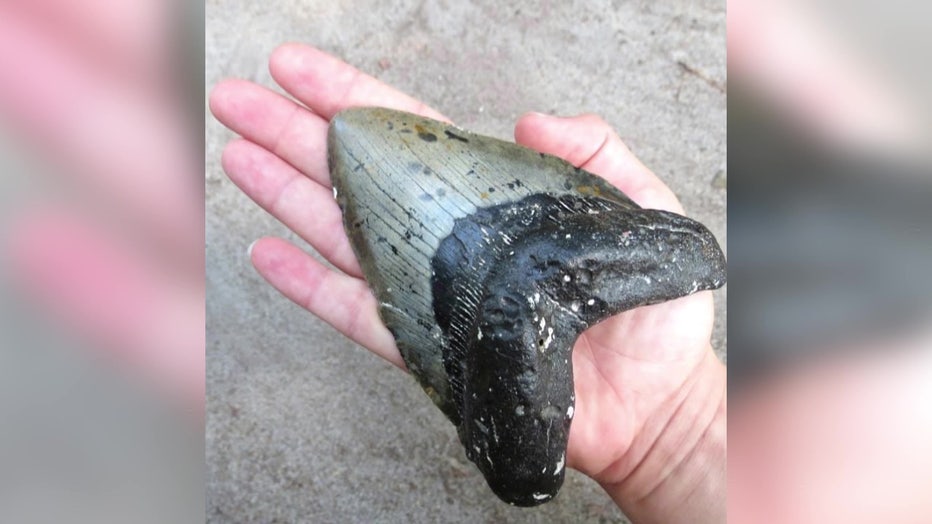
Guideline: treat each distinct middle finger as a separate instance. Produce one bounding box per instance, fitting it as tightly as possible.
[269,43,449,122]
[210,78,333,187]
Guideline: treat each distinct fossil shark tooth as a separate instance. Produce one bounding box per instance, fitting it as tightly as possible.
[327,107,726,506]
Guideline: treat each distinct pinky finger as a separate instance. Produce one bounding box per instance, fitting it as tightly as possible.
[249,237,404,369]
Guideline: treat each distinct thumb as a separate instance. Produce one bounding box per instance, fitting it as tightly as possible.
[514,112,684,214]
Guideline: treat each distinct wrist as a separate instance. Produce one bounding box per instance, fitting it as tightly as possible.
[597,348,727,523]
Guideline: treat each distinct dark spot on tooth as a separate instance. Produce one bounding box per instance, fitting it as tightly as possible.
[414,123,437,142]
[386,121,394,130]
[390,245,399,255]
[488,187,496,193]
[399,128,412,134]
[419,193,434,202]
[444,130,469,143]
[436,188,446,198]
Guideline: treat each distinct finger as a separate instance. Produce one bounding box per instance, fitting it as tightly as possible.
[6,208,205,412]
[209,79,332,187]
[269,43,449,122]
[221,138,362,277]
[249,237,403,369]
[514,113,684,214]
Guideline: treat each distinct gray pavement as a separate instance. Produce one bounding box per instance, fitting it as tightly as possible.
[206,1,726,521]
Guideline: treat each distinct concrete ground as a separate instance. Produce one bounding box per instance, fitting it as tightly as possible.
[206,1,725,522]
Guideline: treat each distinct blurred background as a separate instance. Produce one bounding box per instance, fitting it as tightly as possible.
[205,1,724,522]
[0,0,204,523]
[727,1,932,522]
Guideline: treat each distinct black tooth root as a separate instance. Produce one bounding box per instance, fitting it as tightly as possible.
[432,194,726,505]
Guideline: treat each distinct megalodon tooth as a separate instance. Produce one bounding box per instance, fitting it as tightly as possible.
[327,107,726,506]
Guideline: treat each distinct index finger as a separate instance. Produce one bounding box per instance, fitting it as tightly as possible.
[269,43,449,123]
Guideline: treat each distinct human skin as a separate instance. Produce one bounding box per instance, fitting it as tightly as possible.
[210,43,726,522]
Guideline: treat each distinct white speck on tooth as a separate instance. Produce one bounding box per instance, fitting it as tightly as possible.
[332,186,338,199]
[567,406,574,418]
[477,329,483,340]
[587,299,595,306]
[554,452,565,474]
[532,493,550,501]
[542,327,554,351]
[563,274,571,282]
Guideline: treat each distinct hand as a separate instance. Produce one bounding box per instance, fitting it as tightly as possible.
[210,44,725,522]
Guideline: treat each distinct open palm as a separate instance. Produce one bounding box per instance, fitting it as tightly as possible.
[210,44,723,507]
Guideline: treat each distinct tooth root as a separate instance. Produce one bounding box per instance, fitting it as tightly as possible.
[433,193,725,506]
[328,107,726,506]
